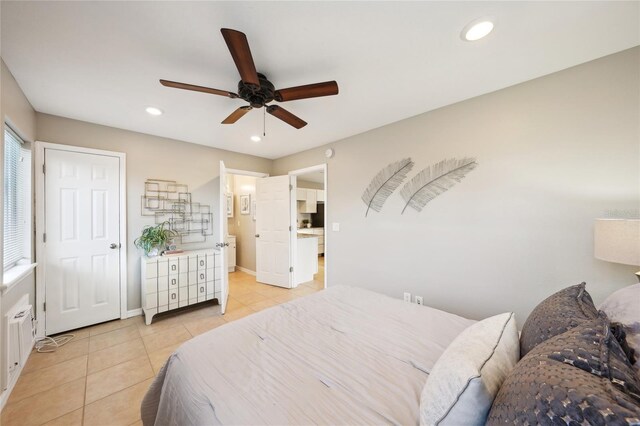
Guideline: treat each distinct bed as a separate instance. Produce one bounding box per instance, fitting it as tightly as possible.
[141,286,475,425]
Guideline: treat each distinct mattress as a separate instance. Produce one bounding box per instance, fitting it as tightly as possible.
[141,286,475,425]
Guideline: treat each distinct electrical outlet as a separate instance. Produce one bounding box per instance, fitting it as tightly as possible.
[415,296,424,305]
[403,292,411,303]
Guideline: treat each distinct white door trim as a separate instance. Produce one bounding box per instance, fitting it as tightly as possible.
[34,141,127,338]
[226,168,269,178]
[289,163,328,290]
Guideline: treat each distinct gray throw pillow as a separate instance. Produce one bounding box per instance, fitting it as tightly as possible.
[487,315,640,425]
[520,282,598,357]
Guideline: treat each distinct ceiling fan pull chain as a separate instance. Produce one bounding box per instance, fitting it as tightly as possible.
[263,107,266,137]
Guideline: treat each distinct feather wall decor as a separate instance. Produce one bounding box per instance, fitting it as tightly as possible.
[362,158,414,217]
[400,157,478,214]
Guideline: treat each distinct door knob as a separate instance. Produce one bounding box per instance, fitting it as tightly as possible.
[255,234,260,238]
[110,243,120,249]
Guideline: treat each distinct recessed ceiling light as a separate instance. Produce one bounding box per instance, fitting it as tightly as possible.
[145,106,163,116]
[251,135,262,142]
[461,19,495,41]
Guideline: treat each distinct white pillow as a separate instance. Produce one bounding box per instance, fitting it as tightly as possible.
[419,312,519,426]
[599,283,640,374]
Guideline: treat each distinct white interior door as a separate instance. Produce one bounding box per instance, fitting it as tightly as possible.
[44,149,121,334]
[256,175,292,288]
[218,161,229,314]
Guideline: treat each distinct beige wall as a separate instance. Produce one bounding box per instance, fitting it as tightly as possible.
[273,47,640,325]
[0,58,37,391]
[36,113,272,311]
[297,180,323,190]
[227,175,258,272]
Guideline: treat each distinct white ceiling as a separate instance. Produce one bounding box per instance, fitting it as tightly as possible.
[1,2,638,159]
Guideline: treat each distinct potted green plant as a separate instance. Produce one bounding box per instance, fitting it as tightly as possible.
[134,222,178,257]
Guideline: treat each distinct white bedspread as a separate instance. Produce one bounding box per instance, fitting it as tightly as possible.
[141,286,475,425]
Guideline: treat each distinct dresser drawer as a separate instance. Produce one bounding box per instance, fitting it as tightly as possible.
[188,256,198,271]
[144,293,157,309]
[168,259,180,274]
[206,280,215,296]
[144,262,158,279]
[169,289,179,309]
[196,255,208,270]
[196,269,214,284]
[197,284,207,301]
[168,274,186,290]
[145,278,158,295]
[179,287,189,302]
[158,290,169,307]
[156,275,169,292]
[156,259,169,277]
[188,285,198,303]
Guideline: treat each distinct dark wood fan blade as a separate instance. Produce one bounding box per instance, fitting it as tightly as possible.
[221,106,252,124]
[220,28,260,88]
[160,79,238,98]
[274,81,338,102]
[266,105,307,129]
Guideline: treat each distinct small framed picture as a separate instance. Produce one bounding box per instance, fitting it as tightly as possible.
[240,194,250,215]
[226,193,234,218]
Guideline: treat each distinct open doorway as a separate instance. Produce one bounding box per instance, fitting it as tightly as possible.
[289,164,327,290]
[224,168,268,278]
[219,164,327,316]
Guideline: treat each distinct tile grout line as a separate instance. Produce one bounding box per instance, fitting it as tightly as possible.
[82,349,89,426]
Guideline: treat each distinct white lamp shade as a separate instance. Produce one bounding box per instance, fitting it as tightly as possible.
[594,219,640,266]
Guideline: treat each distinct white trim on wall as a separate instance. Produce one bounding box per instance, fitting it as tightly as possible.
[235,266,256,276]
[34,141,128,338]
[127,308,142,318]
[289,163,328,290]
[226,168,270,178]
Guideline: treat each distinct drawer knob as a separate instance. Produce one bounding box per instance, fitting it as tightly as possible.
[200,274,204,279]
[200,260,204,266]
[171,279,176,285]
[171,293,176,300]
[200,287,204,293]
[171,265,177,271]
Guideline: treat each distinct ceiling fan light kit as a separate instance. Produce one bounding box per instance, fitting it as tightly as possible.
[160,28,339,130]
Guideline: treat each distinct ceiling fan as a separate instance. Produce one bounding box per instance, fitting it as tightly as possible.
[160,28,339,129]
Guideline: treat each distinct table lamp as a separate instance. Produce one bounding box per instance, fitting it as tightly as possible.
[594,218,640,282]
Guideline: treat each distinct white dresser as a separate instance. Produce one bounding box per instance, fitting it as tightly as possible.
[141,249,221,325]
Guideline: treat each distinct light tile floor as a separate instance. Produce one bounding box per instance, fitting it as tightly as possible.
[1,259,324,426]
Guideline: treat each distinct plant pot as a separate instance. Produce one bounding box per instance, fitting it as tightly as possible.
[147,247,159,257]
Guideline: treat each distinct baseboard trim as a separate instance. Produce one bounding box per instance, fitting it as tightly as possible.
[236,266,256,276]
[127,308,143,318]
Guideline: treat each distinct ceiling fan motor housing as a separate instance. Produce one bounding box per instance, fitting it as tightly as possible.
[238,73,275,108]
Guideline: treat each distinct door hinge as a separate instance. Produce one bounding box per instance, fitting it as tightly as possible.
[289,184,293,191]
[289,266,293,272]
[42,163,46,174]
[289,226,292,231]
[43,233,47,243]
[43,302,46,312]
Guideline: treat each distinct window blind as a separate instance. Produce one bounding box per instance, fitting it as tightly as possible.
[3,127,30,270]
